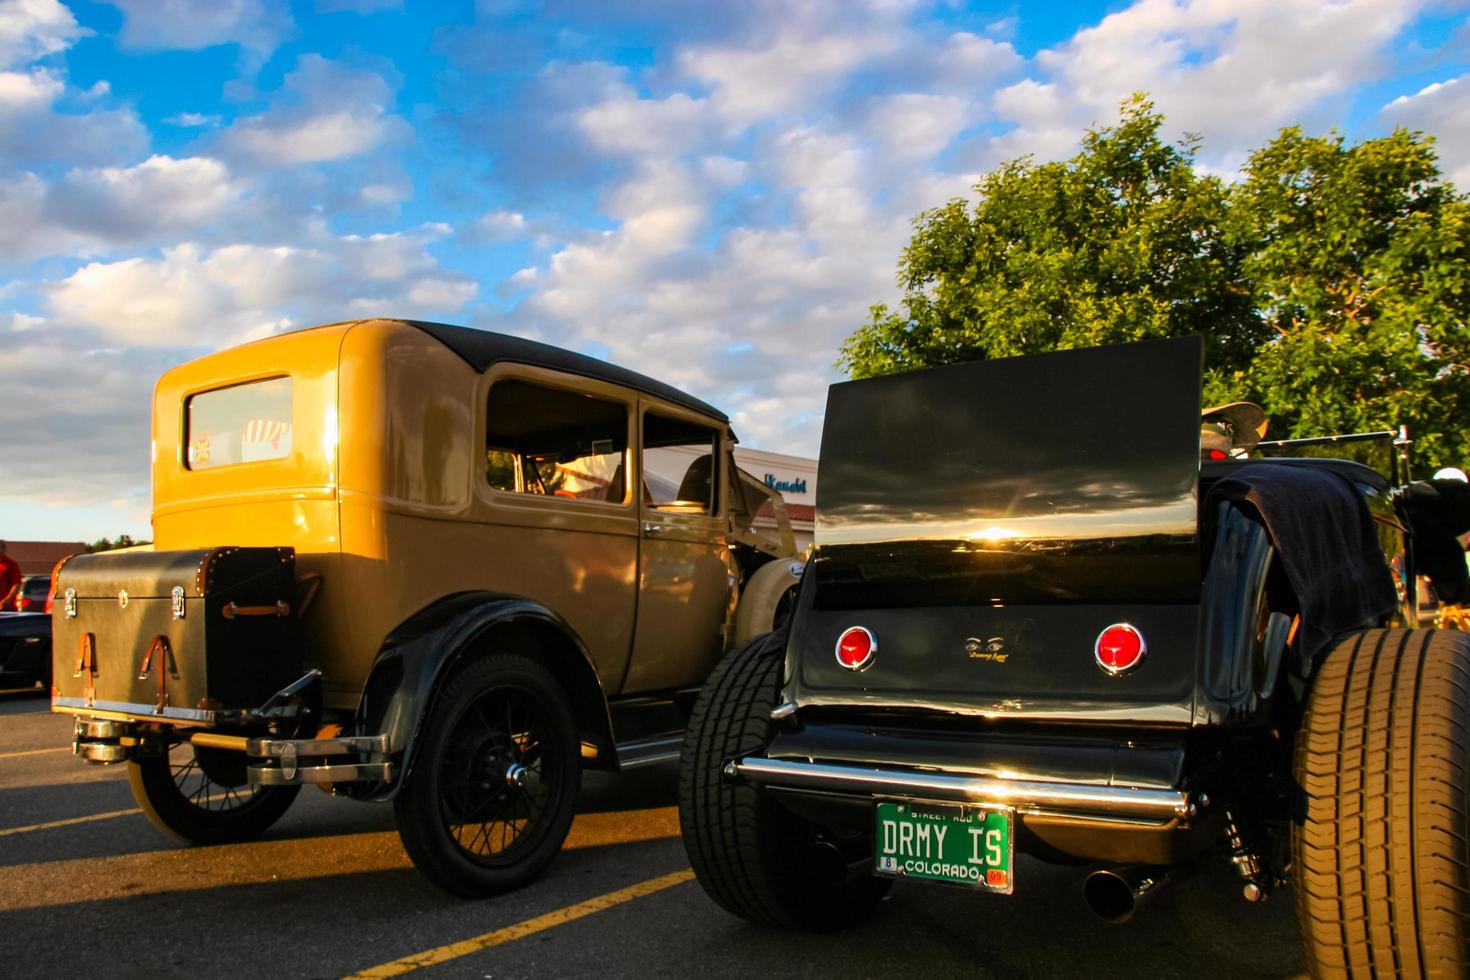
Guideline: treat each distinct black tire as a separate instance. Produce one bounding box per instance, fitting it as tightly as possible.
[1294,628,1470,977]
[394,653,581,897]
[128,738,300,845]
[679,629,890,929]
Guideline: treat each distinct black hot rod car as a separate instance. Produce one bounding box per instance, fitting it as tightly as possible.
[679,336,1470,977]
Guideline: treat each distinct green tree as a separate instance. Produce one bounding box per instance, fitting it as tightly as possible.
[841,96,1470,471]
[87,534,150,553]
[1226,127,1470,466]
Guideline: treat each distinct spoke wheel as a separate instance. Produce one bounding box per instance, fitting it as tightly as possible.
[128,735,300,845]
[394,653,580,897]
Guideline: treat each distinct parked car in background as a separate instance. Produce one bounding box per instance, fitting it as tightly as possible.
[54,317,803,898]
[15,575,52,613]
[0,612,51,691]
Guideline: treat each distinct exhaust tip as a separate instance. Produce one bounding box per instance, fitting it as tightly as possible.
[1084,870,1138,924]
[804,840,848,883]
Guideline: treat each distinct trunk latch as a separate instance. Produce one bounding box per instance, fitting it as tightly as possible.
[171,586,186,620]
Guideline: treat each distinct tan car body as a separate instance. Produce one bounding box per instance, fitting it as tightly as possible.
[149,318,795,713]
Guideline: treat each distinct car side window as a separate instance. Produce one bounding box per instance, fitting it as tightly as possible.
[485,379,628,503]
[643,412,720,516]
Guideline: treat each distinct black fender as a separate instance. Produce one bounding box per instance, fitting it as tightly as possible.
[350,592,617,801]
[1196,501,1291,726]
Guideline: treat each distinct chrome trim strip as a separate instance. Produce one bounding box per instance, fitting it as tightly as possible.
[249,761,393,787]
[52,696,216,724]
[734,757,1193,822]
[614,736,684,770]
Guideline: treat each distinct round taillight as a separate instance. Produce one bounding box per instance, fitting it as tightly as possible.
[835,626,877,671]
[1095,623,1146,675]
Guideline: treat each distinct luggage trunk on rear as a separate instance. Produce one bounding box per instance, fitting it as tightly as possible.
[52,547,300,724]
[787,337,1204,724]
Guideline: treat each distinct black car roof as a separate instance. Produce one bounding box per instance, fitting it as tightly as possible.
[405,320,728,423]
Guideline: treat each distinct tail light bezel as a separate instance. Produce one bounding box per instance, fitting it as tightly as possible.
[835,626,878,672]
[1095,623,1146,676]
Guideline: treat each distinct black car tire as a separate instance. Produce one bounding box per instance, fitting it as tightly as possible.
[393,652,581,897]
[679,629,891,930]
[129,740,300,845]
[1294,628,1470,977]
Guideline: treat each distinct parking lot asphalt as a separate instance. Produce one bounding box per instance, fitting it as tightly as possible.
[1,692,1307,979]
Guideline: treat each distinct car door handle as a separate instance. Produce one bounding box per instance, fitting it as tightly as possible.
[642,522,664,535]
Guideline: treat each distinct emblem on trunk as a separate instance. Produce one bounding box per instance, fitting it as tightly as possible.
[965,636,1008,663]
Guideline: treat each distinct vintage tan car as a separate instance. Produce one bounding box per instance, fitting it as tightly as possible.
[53,318,800,896]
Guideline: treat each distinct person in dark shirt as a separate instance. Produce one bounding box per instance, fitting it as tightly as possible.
[0,541,21,612]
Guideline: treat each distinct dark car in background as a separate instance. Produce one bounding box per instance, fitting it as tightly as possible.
[0,611,52,691]
[15,575,52,613]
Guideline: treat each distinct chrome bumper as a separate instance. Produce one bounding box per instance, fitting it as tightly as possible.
[731,757,1195,826]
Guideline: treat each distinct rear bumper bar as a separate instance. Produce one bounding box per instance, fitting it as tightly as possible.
[731,756,1196,825]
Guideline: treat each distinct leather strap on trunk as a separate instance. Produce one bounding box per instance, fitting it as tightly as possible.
[73,632,97,706]
[138,634,178,712]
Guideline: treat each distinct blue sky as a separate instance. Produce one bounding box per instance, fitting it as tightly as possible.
[2,0,1468,541]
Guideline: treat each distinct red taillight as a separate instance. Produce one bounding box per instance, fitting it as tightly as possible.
[1095,623,1146,675]
[16,597,30,611]
[835,626,877,671]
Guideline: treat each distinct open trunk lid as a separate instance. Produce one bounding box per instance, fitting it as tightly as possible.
[790,337,1204,724]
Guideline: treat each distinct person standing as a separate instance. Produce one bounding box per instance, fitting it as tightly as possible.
[0,541,21,612]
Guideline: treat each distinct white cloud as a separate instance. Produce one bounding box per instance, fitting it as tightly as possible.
[222,108,388,165]
[0,339,179,510]
[577,90,714,156]
[315,0,401,11]
[214,55,402,168]
[993,0,1424,170]
[166,111,222,127]
[863,92,972,162]
[45,230,476,347]
[679,30,898,126]
[46,155,245,241]
[107,0,294,62]
[0,0,86,69]
[0,67,149,168]
[0,156,246,261]
[1383,74,1470,187]
[0,66,63,111]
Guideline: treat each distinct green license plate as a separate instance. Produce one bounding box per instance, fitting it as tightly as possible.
[873,800,1014,894]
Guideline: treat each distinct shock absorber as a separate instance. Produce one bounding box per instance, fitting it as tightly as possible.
[1225,811,1270,902]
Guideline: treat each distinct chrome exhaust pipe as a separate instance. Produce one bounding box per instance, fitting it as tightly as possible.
[805,841,870,883]
[1083,866,1174,924]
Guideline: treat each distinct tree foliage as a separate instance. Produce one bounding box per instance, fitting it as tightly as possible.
[87,534,149,553]
[840,96,1470,470]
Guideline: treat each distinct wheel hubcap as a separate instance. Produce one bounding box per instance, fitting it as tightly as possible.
[439,685,559,866]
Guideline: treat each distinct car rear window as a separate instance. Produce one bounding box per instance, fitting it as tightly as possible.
[186,377,293,470]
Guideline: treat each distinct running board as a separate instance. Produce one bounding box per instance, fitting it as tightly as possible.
[616,736,684,770]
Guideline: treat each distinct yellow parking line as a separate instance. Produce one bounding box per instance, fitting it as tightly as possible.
[0,686,44,695]
[0,806,680,911]
[0,746,68,760]
[345,868,696,978]
[0,805,141,838]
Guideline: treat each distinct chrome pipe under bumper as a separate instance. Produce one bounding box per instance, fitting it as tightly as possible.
[731,757,1195,825]
[246,733,393,787]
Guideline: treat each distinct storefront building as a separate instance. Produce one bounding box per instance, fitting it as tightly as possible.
[732,446,817,553]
